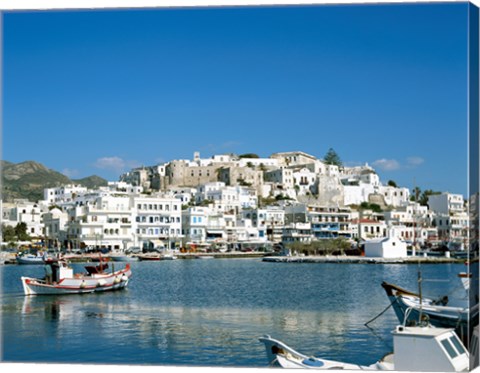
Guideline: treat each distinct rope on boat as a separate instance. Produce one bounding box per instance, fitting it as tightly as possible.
[364,300,396,327]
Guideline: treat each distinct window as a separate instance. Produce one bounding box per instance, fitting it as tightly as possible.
[441,339,458,359]
[449,336,466,355]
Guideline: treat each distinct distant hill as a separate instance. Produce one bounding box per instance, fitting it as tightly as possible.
[71,175,109,190]
[1,160,108,202]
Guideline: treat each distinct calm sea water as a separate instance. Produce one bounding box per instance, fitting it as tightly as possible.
[0,259,468,367]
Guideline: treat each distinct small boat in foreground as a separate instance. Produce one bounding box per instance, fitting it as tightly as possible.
[21,259,132,296]
[260,323,470,371]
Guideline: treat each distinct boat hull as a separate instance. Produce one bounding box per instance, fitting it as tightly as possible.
[259,335,387,370]
[109,255,140,262]
[16,256,45,265]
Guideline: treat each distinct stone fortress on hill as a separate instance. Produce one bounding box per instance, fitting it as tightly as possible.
[120,150,408,208]
[2,150,469,254]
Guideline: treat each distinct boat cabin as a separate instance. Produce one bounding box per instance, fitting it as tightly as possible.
[393,325,469,371]
[45,260,73,282]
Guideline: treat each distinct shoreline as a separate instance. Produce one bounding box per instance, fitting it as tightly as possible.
[262,255,464,264]
[3,251,465,264]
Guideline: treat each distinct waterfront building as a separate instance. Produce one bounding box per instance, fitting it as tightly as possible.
[66,194,134,251]
[364,228,408,258]
[284,203,355,240]
[282,222,313,244]
[134,194,182,250]
[243,207,285,243]
[181,206,210,246]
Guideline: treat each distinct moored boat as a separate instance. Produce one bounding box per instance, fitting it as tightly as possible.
[21,259,132,296]
[381,281,478,346]
[138,254,162,261]
[16,252,49,265]
[109,254,140,262]
[260,323,470,371]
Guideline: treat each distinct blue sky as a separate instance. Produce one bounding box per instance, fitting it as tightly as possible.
[2,3,471,196]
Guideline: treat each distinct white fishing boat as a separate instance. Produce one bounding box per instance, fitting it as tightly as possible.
[21,259,132,296]
[260,323,470,371]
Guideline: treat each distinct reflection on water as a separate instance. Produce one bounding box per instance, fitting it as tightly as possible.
[2,260,468,367]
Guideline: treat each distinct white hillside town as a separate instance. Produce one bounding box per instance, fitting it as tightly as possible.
[1,150,471,259]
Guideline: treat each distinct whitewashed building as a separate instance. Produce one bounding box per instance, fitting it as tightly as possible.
[44,184,88,205]
[133,195,182,250]
[2,199,45,238]
[364,228,408,258]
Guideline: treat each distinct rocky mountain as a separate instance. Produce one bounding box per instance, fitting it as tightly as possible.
[1,160,108,202]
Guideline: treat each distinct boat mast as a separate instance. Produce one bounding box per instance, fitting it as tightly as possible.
[418,264,423,322]
[414,179,424,323]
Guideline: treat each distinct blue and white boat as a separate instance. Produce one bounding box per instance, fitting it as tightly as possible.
[16,252,48,265]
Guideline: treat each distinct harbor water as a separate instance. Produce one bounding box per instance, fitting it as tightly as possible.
[1,258,468,367]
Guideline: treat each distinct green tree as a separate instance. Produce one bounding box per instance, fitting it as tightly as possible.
[323,148,343,167]
[410,187,441,206]
[411,186,422,202]
[387,180,397,187]
[1,224,16,242]
[15,222,30,241]
[239,153,259,159]
[420,189,441,206]
[360,202,383,213]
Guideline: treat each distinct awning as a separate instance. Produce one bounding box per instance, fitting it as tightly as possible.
[147,239,165,248]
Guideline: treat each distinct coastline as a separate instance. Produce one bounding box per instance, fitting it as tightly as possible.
[3,251,465,264]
